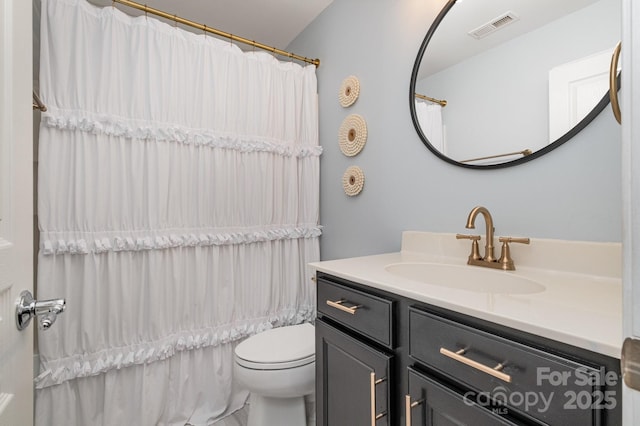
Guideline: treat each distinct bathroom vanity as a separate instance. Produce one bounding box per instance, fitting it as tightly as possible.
[311,232,622,425]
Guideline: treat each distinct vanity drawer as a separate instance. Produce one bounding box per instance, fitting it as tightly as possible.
[317,277,393,348]
[409,307,605,426]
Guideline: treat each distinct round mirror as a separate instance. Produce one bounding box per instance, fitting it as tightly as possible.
[410,0,620,168]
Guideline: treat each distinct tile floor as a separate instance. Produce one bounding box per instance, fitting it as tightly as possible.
[211,405,249,425]
[205,399,315,426]
[184,404,249,426]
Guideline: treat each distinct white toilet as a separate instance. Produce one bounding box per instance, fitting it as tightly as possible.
[234,323,315,426]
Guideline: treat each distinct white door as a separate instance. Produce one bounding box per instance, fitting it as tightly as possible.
[622,0,640,423]
[548,48,620,142]
[0,0,34,425]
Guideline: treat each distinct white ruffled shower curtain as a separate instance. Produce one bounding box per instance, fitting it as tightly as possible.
[35,0,320,424]
[415,100,444,153]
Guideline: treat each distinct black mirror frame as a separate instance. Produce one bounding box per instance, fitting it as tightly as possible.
[409,0,615,169]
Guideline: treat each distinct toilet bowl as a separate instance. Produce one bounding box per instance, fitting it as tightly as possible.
[234,323,315,426]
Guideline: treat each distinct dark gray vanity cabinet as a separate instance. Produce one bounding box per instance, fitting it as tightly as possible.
[315,272,622,426]
[315,276,395,425]
[407,367,518,425]
[316,320,393,425]
[408,307,608,425]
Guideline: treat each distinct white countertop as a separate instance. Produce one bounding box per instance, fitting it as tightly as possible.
[310,232,622,359]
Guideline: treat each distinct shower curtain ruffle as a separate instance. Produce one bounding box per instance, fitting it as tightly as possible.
[35,305,315,389]
[40,225,322,255]
[37,0,320,424]
[41,108,323,157]
[414,100,444,152]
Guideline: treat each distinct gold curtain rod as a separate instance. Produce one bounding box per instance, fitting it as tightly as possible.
[112,0,320,67]
[461,149,532,164]
[415,93,447,107]
[33,90,46,112]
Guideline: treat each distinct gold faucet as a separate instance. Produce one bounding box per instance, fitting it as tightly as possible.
[466,206,496,262]
[456,206,530,270]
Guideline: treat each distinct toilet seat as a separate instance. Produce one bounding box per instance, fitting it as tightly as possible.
[235,353,315,370]
[235,323,315,370]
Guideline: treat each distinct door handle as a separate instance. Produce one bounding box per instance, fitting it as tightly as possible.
[609,41,622,124]
[405,394,424,426]
[370,372,387,425]
[15,290,66,331]
[622,337,640,391]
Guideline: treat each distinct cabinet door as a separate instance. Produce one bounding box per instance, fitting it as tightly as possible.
[406,368,521,426]
[316,319,393,426]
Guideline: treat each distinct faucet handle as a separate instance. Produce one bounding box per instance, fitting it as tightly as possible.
[456,234,482,261]
[456,233,481,241]
[498,237,530,270]
[498,237,530,245]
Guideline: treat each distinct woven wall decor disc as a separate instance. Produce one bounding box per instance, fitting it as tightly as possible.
[339,75,360,107]
[342,166,365,196]
[339,114,367,157]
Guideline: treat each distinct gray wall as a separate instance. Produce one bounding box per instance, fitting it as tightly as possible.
[288,0,622,261]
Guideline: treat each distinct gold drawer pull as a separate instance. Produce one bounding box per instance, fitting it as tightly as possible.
[326,299,362,315]
[440,347,512,383]
[370,372,387,425]
[405,394,424,426]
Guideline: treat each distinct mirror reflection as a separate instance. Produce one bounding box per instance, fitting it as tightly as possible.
[411,0,620,167]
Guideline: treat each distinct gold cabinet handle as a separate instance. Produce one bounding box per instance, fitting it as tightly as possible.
[326,299,361,315]
[440,347,512,383]
[610,41,622,124]
[370,372,387,425]
[405,394,423,426]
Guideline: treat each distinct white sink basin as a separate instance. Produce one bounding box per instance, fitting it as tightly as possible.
[384,262,545,294]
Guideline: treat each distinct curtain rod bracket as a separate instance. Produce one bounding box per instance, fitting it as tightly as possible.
[33,90,47,112]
